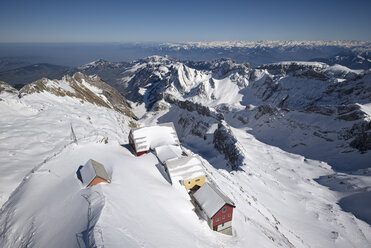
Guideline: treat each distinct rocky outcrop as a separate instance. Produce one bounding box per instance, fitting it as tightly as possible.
[258,62,329,81]
[209,58,250,78]
[213,121,245,170]
[304,105,335,116]
[254,105,285,120]
[185,58,250,77]
[0,81,18,95]
[324,72,371,105]
[178,116,210,140]
[164,95,224,121]
[19,72,135,118]
[344,121,371,152]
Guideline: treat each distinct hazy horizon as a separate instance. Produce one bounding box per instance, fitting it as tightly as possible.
[1,0,371,43]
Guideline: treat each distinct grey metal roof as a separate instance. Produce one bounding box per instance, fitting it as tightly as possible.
[91,159,110,182]
[81,159,110,187]
[193,183,235,218]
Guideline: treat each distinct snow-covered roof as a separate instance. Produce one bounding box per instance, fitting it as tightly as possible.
[193,183,235,218]
[80,159,110,187]
[165,156,205,181]
[130,123,179,153]
[154,144,183,164]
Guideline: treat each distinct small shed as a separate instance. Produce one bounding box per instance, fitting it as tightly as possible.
[80,159,111,187]
[165,156,206,190]
[192,183,235,235]
[154,144,184,164]
[129,122,179,156]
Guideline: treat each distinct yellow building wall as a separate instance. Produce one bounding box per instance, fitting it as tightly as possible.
[183,175,205,190]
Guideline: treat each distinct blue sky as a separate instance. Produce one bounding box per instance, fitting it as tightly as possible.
[0,0,370,42]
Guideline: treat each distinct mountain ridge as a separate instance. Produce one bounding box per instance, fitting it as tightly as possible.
[0,56,370,247]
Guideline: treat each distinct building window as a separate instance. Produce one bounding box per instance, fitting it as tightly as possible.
[195,179,200,182]
[222,216,225,219]
[188,181,191,185]
[216,218,220,222]
[228,214,231,217]
[222,207,226,213]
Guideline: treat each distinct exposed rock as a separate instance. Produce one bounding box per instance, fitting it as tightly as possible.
[164,95,224,121]
[337,105,360,115]
[304,105,335,116]
[178,116,210,140]
[337,110,366,121]
[347,121,371,152]
[213,121,245,170]
[0,81,18,95]
[350,133,371,152]
[254,105,281,120]
[19,72,135,118]
[259,62,329,81]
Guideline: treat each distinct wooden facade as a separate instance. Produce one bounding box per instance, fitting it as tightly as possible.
[192,183,236,235]
[80,159,111,188]
[183,175,205,190]
[211,204,234,235]
[129,130,148,156]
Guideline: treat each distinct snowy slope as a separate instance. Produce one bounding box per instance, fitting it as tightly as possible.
[102,57,370,170]
[137,106,371,247]
[1,98,370,247]
[0,76,133,207]
[1,56,370,248]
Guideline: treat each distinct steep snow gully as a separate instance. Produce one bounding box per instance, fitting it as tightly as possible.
[0,56,370,247]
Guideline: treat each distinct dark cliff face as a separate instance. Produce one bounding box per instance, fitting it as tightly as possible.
[348,122,371,152]
[213,122,245,170]
[258,62,329,80]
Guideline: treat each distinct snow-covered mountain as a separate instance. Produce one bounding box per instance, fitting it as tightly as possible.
[73,57,370,169]
[1,41,370,90]
[159,41,371,69]
[0,55,370,247]
[74,56,371,226]
[0,63,68,89]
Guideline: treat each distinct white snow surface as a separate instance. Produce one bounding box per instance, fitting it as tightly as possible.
[0,71,371,248]
[131,124,179,151]
[154,144,183,164]
[165,156,205,181]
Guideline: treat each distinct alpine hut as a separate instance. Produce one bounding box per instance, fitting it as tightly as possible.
[129,122,180,156]
[154,144,184,164]
[80,159,111,187]
[192,183,236,235]
[165,156,206,190]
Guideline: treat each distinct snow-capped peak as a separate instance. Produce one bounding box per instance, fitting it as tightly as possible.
[78,59,121,70]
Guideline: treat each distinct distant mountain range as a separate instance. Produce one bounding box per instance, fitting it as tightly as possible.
[159,41,371,68]
[0,62,68,89]
[0,41,370,89]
